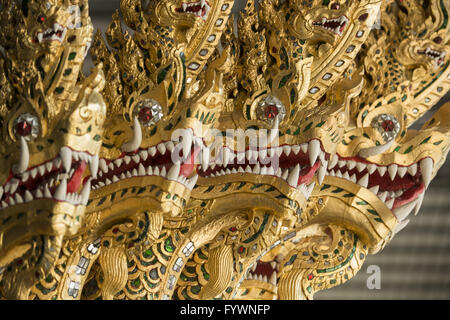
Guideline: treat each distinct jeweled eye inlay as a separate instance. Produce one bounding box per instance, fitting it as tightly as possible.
[13,113,40,141]
[134,99,163,127]
[372,114,400,142]
[256,96,286,124]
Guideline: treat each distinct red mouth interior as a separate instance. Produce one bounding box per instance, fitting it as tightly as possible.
[175,2,208,17]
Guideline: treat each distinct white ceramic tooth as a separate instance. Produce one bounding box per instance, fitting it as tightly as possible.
[328,155,338,169]
[99,159,108,173]
[157,143,166,155]
[238,167,245,173]
[187,174,198,190]
[356,162,366,172]
[350,174,357,183]
[14,137,30,174]
[182,130,193,159]
[8,197,15,206]
[395,190,404,197]
[120,173,126,179]
[283,145,292,157]
[342,172,350,180]
[305,182,315,198]
[15,193,23,204]
[359,139,395,158]
[167,163,180,180]
[160,166,167,177]
[386,198,395,210]
[308,140,321,167]
[10,179,19,194]
[89,155,99,179]
[132,154,140,163]
[60,147,72,172]
[397,166,407,178]
[260,166,268,175]
[357,173,369,188]
[138,164,146,176]
[377,166,387,177]
[378,191,388,202]
[300,143,308,153]
[270,262,277,269]
[329,170,335,176]
[139,150,148,162]
[338,160,346,168]
[31,168,38,179]
[287,164,300,187]
[24,190,33,202]
[276,168,282,177]
[81,179,91,205]
[245,165,252,173]
[270,272,277,286]
[414,193,425,216]
[0,186,3,200]
[408,163,418,176]
[46,162,53,172]
[44,185,52,198]
[113,175,120,182]
[54,178,67,201]
[105,178,112,185]
[121,116,142,152]
[148,147,157,157]
[292,145,301,155]
[420,158,433,188]
[122,155,131,165]
[237,152,245,163]
[388,164,398,181]
[253,163,261,174]
[281,169,289,180]
[367,164,377,174]
[147,166,153,175]
[347,160,356,170]
[393,200,417,221]
[394,219,410,235]
[335,170,343,178]
[166,141,175,152]
[114,159,123,167]
[38,165,46,176]
[369,185,379,194]
[202,147,210,171]
[36,189,43,199]
[317,164,326,185]
[267,166,275,175]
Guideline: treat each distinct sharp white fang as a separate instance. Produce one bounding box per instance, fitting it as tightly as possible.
[420,158,433,189]
[394,219,410,235]
[24,190,33,202]
[60,147,72,172]
[385,198,395,210]
[377,166,387,177]
[288,164,300,187]
[393,200,417,221]
[357,173,369,188]
[54,178,67,201]
[202,147,210,171]
[121,116,142,152]
[378,191,388,202]
[308,140,321,167]
[89,155,99,179]
[408,163,418,176]
[397,166,407,178]
[81,179,91,205]
[328,155,338,169]
[369,185,379,194]
[414,193,425,216]
[157,143,166,155]
[317,164,326,185]
[182,130,193,159]
[167,163,180,181]
[138,163,146,176]
[367,164,377,174]
[187,174,198,190]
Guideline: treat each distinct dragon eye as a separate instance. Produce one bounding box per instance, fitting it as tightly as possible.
[330,2,340,10]
[371,114,400,142]
[13,113,40,141]
[37,15,46,23]
[134,99,164,127]
[433,36,443,44]
[256,96,286,124]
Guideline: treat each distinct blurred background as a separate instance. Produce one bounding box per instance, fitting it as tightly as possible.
[89,0,450,299]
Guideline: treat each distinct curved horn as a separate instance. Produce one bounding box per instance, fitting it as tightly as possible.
[121,116,142,152]
[358,139,394,158]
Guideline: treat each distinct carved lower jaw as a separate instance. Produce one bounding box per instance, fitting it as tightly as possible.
[92,140,204,192]
[175,0,211,21]
[198,139,329,200]
[417,48,446,67]
[0,147,97,210]
[312,16,348,36]
[327,155,432,212]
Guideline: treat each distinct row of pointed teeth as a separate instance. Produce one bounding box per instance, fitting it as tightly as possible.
[36,23,67,43]
[179,0,210,19]
[327,157,433,187]
[94,162,198,191]
[244,272,278,286]
[205,163,316,199]
[0,177,91,210]
[208,140,326,171]
[312,16,348,36]
[423,47,445,59]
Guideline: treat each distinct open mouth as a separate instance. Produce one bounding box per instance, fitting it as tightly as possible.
[417,48,446,67]
[33,23,67,44]
[91,138,205,192]
[327,155,431,214]
[312,16,348,36]
[0,147,97,210]
[198,140,329,200]
[175,0,211,21]
[244,260,279,287]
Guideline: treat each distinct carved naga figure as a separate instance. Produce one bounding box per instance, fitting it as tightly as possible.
[0,0,106,299]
